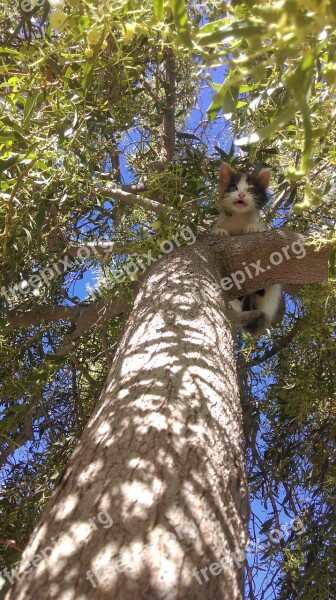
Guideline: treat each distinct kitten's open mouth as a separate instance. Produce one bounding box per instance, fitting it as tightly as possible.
[233,200,247,206]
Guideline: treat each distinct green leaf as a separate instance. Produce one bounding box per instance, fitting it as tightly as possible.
[197,19,227,34]
[214,146,230,160]
[207,90,225,121]
[257,148,279,155]
[0,404,27,436]
[36,203,46,234]
[176,132,202,142]
[259,518,274,534]
[0,153,20,173]
[207,72,239,120]
[170,0,192,48]
[0,130,25,143]
[284,186,297,208]
[154,0,164,21]
[23,227,32,244]
[0,47,25,59]
[302,53,314,71]
[222,85,239,118]
[197,19,265,46]
[328,247,336,280]
[235,103,298,146]
[23,93,37,130]
[1,117,27,136]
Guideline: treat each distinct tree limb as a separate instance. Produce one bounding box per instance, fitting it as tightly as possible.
[6,296,127,333]
[206,230,333,299]
[5,231,332,332]
[6,305,82,328]
[55,295,129,356]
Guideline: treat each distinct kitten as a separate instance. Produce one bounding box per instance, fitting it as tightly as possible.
[212,163,284,335]
[212,162,270,236]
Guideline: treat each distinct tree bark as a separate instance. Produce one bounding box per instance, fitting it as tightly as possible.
[6,240,249,600]
[4,231,332,600]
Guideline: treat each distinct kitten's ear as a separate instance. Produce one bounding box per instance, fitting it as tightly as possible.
[257,168,271,189]
[218,163,234,196]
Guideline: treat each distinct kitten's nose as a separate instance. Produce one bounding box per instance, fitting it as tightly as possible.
[238,192,246,199]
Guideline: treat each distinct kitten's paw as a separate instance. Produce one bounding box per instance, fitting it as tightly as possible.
[243,222,265,234]
[212,227,230,236]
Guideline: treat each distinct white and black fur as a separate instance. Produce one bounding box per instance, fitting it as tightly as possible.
[212,163,284,335]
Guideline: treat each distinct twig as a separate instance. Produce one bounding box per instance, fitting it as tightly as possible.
[101,324,113,371]
[100,183,171,216]
[70,354,97,387]
[0,536,24,552]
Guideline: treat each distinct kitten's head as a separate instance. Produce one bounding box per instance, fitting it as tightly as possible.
[218,163,271,215]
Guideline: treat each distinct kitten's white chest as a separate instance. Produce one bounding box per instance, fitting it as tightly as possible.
[216,212,261,236]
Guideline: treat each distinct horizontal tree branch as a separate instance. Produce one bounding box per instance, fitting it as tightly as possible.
[5,231,331,340]
[120,182,147,193]
[206,230,333,299]
[6,296,127,333]
[6,305,82,328]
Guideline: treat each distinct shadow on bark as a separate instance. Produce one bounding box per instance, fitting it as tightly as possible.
[5,241,252,600]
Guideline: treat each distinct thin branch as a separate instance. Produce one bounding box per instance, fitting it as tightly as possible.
[237,318,303,374]
[120,182,147,193]
[161,47,176,163]
[100,183,171,215]
[246,560,256,600]
[55,295,129,357]
[251,441,299,598]
[270,182,297,213]
[0,536,24,553]
[70,354,97,387]
[101,324,113,371]
[96,174,147,194]
[67,240,126,260]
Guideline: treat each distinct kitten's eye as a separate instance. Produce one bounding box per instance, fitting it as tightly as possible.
[247,186,254,191]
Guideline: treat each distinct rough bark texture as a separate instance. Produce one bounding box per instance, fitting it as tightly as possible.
[207,230,332,298]
[6,240,249,600]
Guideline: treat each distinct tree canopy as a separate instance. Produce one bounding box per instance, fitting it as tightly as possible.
[0,0,335,597]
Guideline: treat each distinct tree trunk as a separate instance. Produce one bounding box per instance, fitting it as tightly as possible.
[6,239,249,600]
